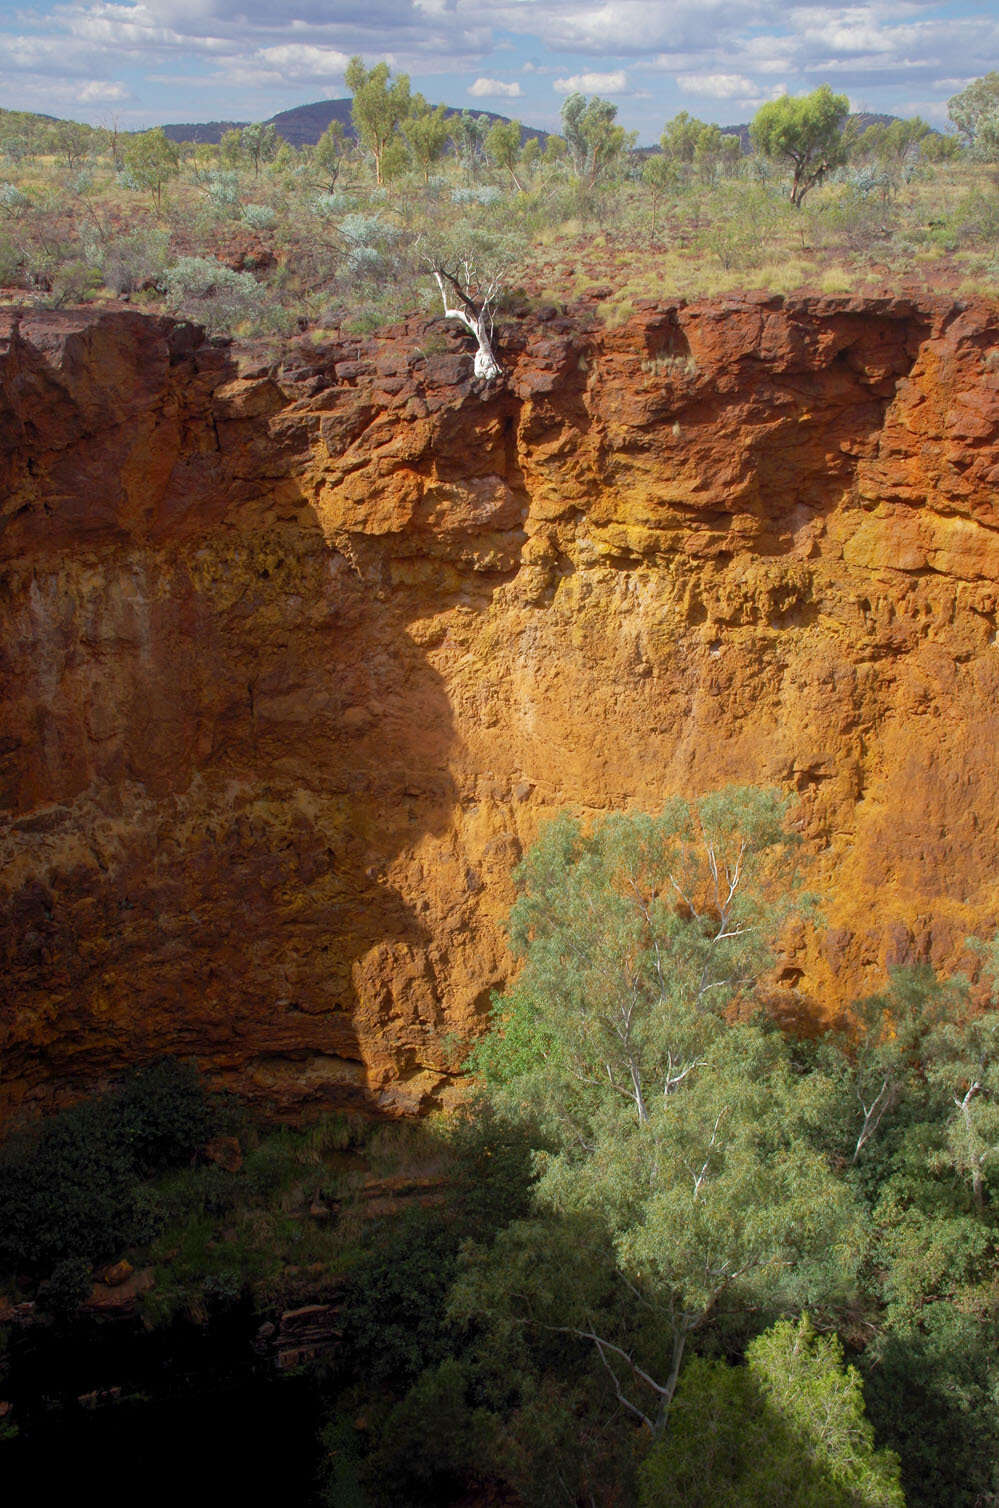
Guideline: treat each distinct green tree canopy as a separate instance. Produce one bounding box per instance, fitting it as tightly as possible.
[561,92,636,187]
[750,84,850,205]
[314,119,349,192]
[465,790,861,1436]
[402,96,450,184]
[345,56,412,186]
[46,119,96,169]
[484,118,526,191]
[948,72,999,160]
[642,153,674,240]
[240,121,278,176]
[639,1318,903,1506]
[123,127,180,209]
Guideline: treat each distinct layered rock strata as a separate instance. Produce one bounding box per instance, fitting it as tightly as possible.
[2,293,999,1119]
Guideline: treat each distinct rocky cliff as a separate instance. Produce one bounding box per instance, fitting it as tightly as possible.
[2,292,999,1120]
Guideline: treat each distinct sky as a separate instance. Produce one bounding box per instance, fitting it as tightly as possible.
[1,0,997,144]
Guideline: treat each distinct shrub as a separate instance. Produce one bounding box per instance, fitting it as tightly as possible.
[0,1057,216,1281]
[111,1056,214,1177]
[242,202,276,231]
[452,185,502,207]
[163,254,261,333]
[0,182,29,211]
[93,225,169,295]
[204,170,240,212]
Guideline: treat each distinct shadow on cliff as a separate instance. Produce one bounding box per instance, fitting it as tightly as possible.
[0,313,527,1123]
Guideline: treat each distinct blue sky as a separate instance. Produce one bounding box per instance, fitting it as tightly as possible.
[1,1,997,143]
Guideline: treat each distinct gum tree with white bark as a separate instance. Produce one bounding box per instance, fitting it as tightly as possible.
[423,244,505,382]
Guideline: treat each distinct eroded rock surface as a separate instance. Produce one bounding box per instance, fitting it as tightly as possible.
[2,294,999,1120]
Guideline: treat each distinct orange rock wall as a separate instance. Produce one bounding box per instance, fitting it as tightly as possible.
[2,294,999,1120]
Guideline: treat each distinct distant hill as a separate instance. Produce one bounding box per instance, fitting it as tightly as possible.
[160,117,247,145]
[161,98,549,149]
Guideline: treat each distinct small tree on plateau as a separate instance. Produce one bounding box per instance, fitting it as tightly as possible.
[315,119,349,192]
[561,91,636,187]
[240,121,278,177]
[123,127,180,210]
[345,56,411,186]
[948,72,999,161]
[750,85,850,206]
[484,118,526,192]
[402,95,450,184]
[642,154,674,241]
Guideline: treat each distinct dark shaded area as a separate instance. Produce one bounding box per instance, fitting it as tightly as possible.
[3,1309,323,1507]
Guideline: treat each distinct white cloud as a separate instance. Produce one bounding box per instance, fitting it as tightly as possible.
[676,72,759,99]
[78,78,132,100]
[252,43,349,77]
[469,76,523,97]
[553,69,629,95]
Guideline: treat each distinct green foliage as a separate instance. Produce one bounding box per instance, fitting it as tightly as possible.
[36,1256,94,1320]
[402,96,450,184]
[641,154,674,240]
[639,1319,903,1507]
[122,127,180,209]
[806,954,999,1506]
[218,128,244,170]
[345,56,412,186]
[315,120,349,192]
[113,1057,215,1177]
[0,1058,215,1282]
[240,121,278,176]
[338,1213,459,1390]
[561,92,636,188]
[861,1305,999,1508]
[448,111,490,170]
[46,119,97,169]
[750,85,850,205]
[203,169,240,212]
[948,72,999,160]
[362,1359,496,1507]
[484,118,526,191]
[163,255,261,333]
[93,223,169,296]
[661,113,742,186]
[468,790,858,1435]
[243,202,276,231]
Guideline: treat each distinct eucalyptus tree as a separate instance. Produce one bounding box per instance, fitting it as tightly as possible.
[462,789,861,1437]
[345,56,412,185]
[561,91,636,188]
[750,85,850,205]
[948,72,999,160]
[402,96,450,184]
[484,118,526,192]
[122,127,180,210]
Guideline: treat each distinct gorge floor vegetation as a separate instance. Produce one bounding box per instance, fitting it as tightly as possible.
[2,790,997,1504]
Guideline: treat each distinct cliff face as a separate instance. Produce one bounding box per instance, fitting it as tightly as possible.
[2,293,999,1120]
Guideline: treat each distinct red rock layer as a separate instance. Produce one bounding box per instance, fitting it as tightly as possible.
[2,293,999,1120]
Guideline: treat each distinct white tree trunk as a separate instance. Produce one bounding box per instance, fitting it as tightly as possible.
[432,269,502,382]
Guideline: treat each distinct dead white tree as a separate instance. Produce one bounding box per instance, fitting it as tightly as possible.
[426,253,503,382]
